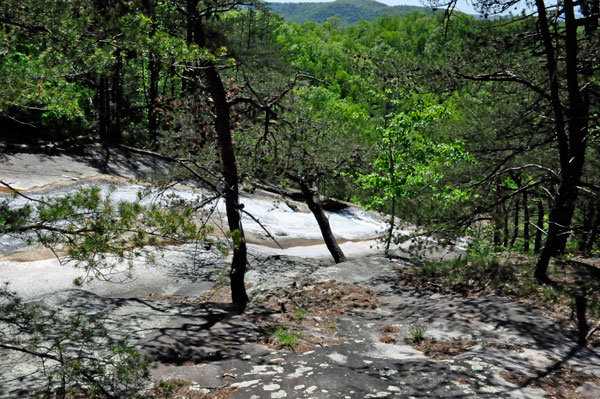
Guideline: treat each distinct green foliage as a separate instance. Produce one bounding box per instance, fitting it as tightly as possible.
[352,104,473,208]
[295,307,309,320]
[466,228,498,260]
[211,266,231,292]
[272,326,301,350]
[0,285,151,397]
[409,324,427,342]
[0,187,209,284]
[413,254,600,324]
[414,256,470,283]
[154,380,187,395]
[415,255,529,292]
[326,321,338,329]
[268,0,432,25]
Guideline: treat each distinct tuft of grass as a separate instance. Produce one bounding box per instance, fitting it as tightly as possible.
[295,307,308,320]
[409,324,427,342]
[155,380,186,394]
[273,326,301,350]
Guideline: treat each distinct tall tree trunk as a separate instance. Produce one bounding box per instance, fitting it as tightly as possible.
[385,196,396,255]
[493,212,502,252]
[111,49,122,145]
[575,294,589,346]
[183,2,247,310]
[148,52,159,148]
[205,62,248,311]
[385,144,395,255]
[298,180,346,263]
[585,201,600,256]
[535,169,583,282]
[98,76,108,143]
[98,75,111,167]
[509,199,520,249]
[493,180,502,251]
[534,200,544,254]
[144,0,159,148]
[502,202,509,249]
[579,200,595,252]
[523,190,530,253]
[182,0,195,94]
[533,0,588,282]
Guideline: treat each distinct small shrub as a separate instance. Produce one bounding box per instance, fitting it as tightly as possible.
[273,326,301,350]
[470,241,498,259]
[517,280,538,297]
[295,307,308,320]
[155,380,186,394]
[409,324,427,342]
[543,285,559,304]
[211,267,230,291]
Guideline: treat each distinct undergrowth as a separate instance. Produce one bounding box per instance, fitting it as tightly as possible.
[408,253,600,330]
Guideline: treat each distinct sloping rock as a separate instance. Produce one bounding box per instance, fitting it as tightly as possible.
[2,254,600,398]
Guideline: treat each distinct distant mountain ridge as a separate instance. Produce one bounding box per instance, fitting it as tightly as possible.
[267,0,433,25]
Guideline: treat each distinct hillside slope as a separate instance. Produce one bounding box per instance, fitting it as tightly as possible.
[267,0,433,25]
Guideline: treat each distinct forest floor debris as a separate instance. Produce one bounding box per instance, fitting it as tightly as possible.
[499,365,600,399]
[403,337,477,360]
[398,254,600,346]
[145,380,238,399]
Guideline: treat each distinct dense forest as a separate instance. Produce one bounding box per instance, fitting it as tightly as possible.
[1,0,600,396]
[267,0,431,25]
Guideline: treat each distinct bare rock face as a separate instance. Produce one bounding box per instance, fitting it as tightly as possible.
[2,151,599,398]
[2,254,600,399]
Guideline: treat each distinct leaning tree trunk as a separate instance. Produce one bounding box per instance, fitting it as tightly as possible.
[535,172,583,281]
[205,62,249,311]
[298,180,346,263]
[533,0,588,282]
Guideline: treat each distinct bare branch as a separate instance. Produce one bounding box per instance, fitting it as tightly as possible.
[241,209,283,249]
[0,180,45,203]
[118,144,219,192]
[454,70,553,103]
